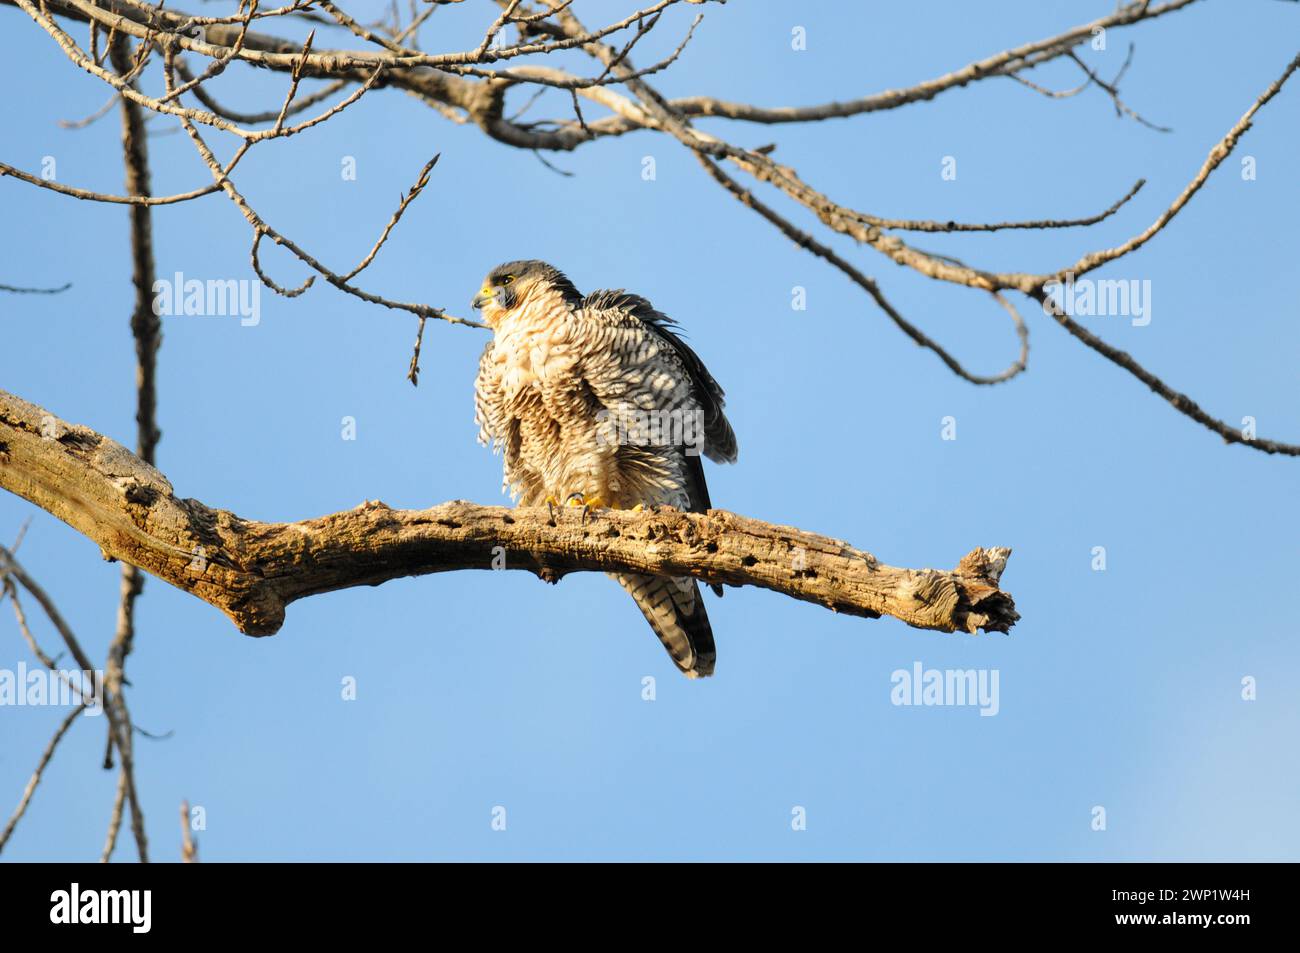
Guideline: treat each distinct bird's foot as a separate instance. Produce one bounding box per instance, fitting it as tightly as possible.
[564,492,606,526]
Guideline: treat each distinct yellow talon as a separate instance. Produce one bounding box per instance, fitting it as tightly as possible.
[630,503,644,513]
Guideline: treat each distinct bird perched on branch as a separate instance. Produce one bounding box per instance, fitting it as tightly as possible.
[472,260,738,678]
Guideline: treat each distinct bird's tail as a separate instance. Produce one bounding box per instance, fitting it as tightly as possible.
[609,572,716,678]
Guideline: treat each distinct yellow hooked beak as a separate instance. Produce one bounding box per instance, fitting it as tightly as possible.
[471,283,498,310]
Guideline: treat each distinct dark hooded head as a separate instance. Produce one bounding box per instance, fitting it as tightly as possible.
[471,260,581,323]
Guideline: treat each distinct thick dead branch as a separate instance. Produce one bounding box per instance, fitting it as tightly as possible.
[0,389,1018,639]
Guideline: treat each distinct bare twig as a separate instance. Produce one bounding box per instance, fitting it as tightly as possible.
[406,315,427,385]
[100,771,128,863]
[0,547,148,860]
[0,280,73,293]
[341,154,441,282]
[0,702,88,855]
[180,801,198,862]
[177,107,479,327]
[0,160,221,205]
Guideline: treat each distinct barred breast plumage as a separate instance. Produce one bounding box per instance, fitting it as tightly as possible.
[472,260,737,678]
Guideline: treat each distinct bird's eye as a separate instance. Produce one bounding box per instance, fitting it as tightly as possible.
[500,275,515,285]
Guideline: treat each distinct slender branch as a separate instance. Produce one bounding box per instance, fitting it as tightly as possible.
[0,281,72,294]
[695,154,1029,386]
[58,90,121,129]
[0,159,220,205]
[100,770,128,863]
[473,0,523,60]
[180,800,198,862]
[1045,51,1300,284]
[340,154,440,283]
[96,37,157,866]
[174,58,351,125]
[0,545,149,860]
[175,106,479,327]
[1064,47,1171,132]
[2,580,65,672]
[849,179,1147,234]
[2,574,100,708]
[114,37,162,465]
[0,701,88,855]
[406,315,428,385]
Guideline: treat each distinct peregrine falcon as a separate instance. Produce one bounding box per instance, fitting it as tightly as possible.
[471,260,738,678]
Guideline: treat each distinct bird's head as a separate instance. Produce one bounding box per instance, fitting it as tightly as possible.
[471,259,579,324]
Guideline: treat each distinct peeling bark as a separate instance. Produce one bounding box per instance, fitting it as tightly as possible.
[0,389,1018,638]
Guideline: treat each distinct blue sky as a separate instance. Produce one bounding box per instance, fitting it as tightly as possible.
[1,0,1297,861]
